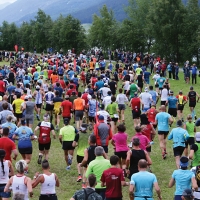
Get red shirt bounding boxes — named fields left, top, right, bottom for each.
left=147, top=108, right=158, bottom=123
left=58, top=80, right=66, bottom=89
left=80, top=71, right=86, bottom=80
left=31, top=68, right=36, bottom=75
left=48, top=70, right=53, bottom=79
left=0, top=137, right=16, bottom=161
left=81, top=93, right=89, bottom=105
left=130, top=97, right=141, bottom=111
left=0, top=80, right=5, bottom=92
left=101, top=168, right=124, bottom=198
left=142, top=124, right=153, bottom=140
left=61, top=100, right=72, bottom=117
left=38, top=121, right=54, bottom=144
left=67, top=89, right=78, bottom=96
left=91, top=77, right=98, bottom=89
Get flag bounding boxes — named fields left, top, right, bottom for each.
left=14, top=45, right=18, bottom=52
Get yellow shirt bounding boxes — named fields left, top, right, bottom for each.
left=12, top=99, right=24, bottom=114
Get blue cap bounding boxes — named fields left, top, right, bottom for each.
left=98, top=115, right=104, bottom=120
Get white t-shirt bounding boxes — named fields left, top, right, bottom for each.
left=152, top=74, right=160, bottom=84
left=102, top=96, right=111, bottom=109
left=97, top=110, right=110, bottom=123
left=139, top=92, right=152, bottom=108
left=161, top=89, right=168, bottom=101
left=99, top=87, right=111, bottom=99
left=123, top=81, right=130, bottom=90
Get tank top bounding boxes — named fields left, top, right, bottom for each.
left=12, top=175, right=29, bottom=200
left=142, top=124, right=152, bottom=140
left=178, top=95, right=184, bottom=104
left=40, top=173, right=56, bottom=195
left=147, top=108, right=157, bottom=123
left=137, top=75, right=143, bottom=85
left=43, top=83, right=48, bottom=92
left=74, top=98, right=84, bottom=111
left=87, top=146, right=96, bottom=165
left=188, top=91, right=196, bottom=102
left=35, top=90, right=42, bottom=104
left=25, top=101, right=35, bottom=115
left=0, top=160, right=9, bottom=184
left=38, top=121, right=52, bottom=144
left=129, top=149, right=146, bottom=177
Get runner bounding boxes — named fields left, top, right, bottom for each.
left=34, top=114, right=56, bottom=164
left=166, top=91, right=178, bottom=121
left=176, top=90, right=187, bottom=121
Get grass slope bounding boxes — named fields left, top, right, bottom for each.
left=1, top=60, right=199, bottom=199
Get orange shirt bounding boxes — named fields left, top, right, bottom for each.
left=73, top=98, right=85, bottom=110
left=89, top=61, right=94, bottom=70
left=51, top=74, right=58, bottom=84
left=93, top=57, right=97, bottom=64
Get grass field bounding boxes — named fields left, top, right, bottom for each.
left=1, top=60, right=200, bottom=199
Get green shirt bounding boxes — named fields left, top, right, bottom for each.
left=36, top=65, right=41, bottom=73
left=192, top=143, right=200, bottom=167
left=135, top=67, right=142, bottom=75
left=59, top=125, right=75, bottom=141
left=106, top=103, right=118, bottom=118
left=85, top=156, right=111, bottom=188
left=186, top=121, right=195, bottom=137
left=130, top=84, right=138, bottom=97
left=77, top=133, right=89, bottom=157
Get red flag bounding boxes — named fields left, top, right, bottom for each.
left=74, top=58, right=76, bottom=71
left=14, top=45, right=18, bottom=52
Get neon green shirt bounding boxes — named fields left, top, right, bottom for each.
left=77, top=132, right=89, bottom=157
left=59, top=125, right=75, bottom=141
left=85, top=156, right=111, bottom=188
left=186, top=121, right=195, bottom=137
left=36, top=65, right=41, bottom=73
left=135, top=67, right=142, bottom=75
left=106, top=103, right=118, bottom=118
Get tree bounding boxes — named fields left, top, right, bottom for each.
left=88, top=5, right=118, bottom=50
left=148, top=0, right=186, bottom=62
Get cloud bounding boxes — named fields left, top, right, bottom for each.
left=0, top=0, right=16, bottom=5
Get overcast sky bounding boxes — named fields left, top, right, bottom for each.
left=0, top=0, right=16, bottom=5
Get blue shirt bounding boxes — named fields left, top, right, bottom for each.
left=95, top=81, right=104, bottom=91
left=144, top=71, right=151, bottom=80
left=167, top=96, right=178, bottom=108
left=1, top=122, right=18, bottom=141
left=172, top=169, right=194, bottom=195
left=168, top=127, right=189, bottom=148
left=130, top=171, right=157, bottom=199
left=149, top=90, right=157, bottom=104
left=156, top=77, right=166, bottom=88
left=192, top=66, right=198, bottom=75
left=54, top=87, right=63, bottom=97
left=88, top=100, right=99, bottom=117
left=14, top=126, right=33, bottom=148
left=7, top=85, right=16, bottom=95
left=68, top=71, right=75, bottom=80
left=33, top=72, right=39, bottom=80
left=167, top=64, right=172, bottom=71
left=155, top=112, right=171, bottom=131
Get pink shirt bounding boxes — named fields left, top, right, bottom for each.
left=112, top=132, right=129, bottom=152
left=132, top=133, right=150, bottom=150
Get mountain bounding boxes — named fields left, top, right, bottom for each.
left=0, top=2, right=11, bottom=10
left=0, top=0, right=128, bottom=25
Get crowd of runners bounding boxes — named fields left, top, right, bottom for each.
left=0, top=50, right=200, bottom=200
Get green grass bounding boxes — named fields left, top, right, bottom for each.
left=1, top=60, right=200, bottom=199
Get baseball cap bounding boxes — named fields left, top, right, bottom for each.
left=170, top=90, right=174, bottom=94
left=65, top=95, right=69, bottom=99
left=24, top=95, right=29, bottom=100
left=190, top=86, right=194, bottom=90
left=144, top=87, right=149, bottom=92
left=104, top=83, right=108, bottom=86
left=98, top=115, right=104, bottom=120
left=21, top=120, right=26, bottom=125
left=36, top=85, right=40, bottom=89
left=179, top=90, right=183, bottom=94
left=182, top=189, right=193, bottom=198
left=196, top=132, right=200, bottom=142
left=180, top=156, right=189, bottom=167
left=134, top=92, right=138, bottom=97
left=28, top=95, right=32, bottom=99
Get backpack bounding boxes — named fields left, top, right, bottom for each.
left=58, top=67, right=64, bottom=75
left=196, top=165, right=200, bottom=186
left=74, top=188, right=95, bottom=200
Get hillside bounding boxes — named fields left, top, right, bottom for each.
left=0, top=0, right=128, bottom=25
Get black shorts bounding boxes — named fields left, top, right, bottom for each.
left=36, top=104, right=42, bottom=108
left=168, top=108, right=177, bottom=117
left=112, top=117, right=118, bottom=122
left=173, top=146, right=185, bottom=157
left=161, top=101, right=166, bottom=105
left=146, top=146, right=151, bottom=152
left=101, top=146, right=108, bottom=153
left=185, top=137, right=195, bottom=147
left=46, top=104, right=54, bottom=111
left=189, top=102, right=196, bottom=108
left=158, top=131, right=169, bottom=135
left=39, top=142, right=51, bottom=151
left=15, top=113, right=23, bottom=119
left=18, top=147, right=32, bottom=154
left=77, top=155, right=84, bottom=163
left=62, top=141, right=75, bottom=150
left=63, top=117, right=71, bottom=123
left=153, top=124, right=157, bottom=130
left=132, top=110, right=141, bottom=119
left=114, top=151, right=127, bottom=159
left=75, top=110, right=84, bottom=121
left=89, top=116, right=95, bottom=122
left=118, top=104, right=126, bottom=111
left=39, top=194, right=57, bottom=200
left=177, top=104, right=184, bottom=111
